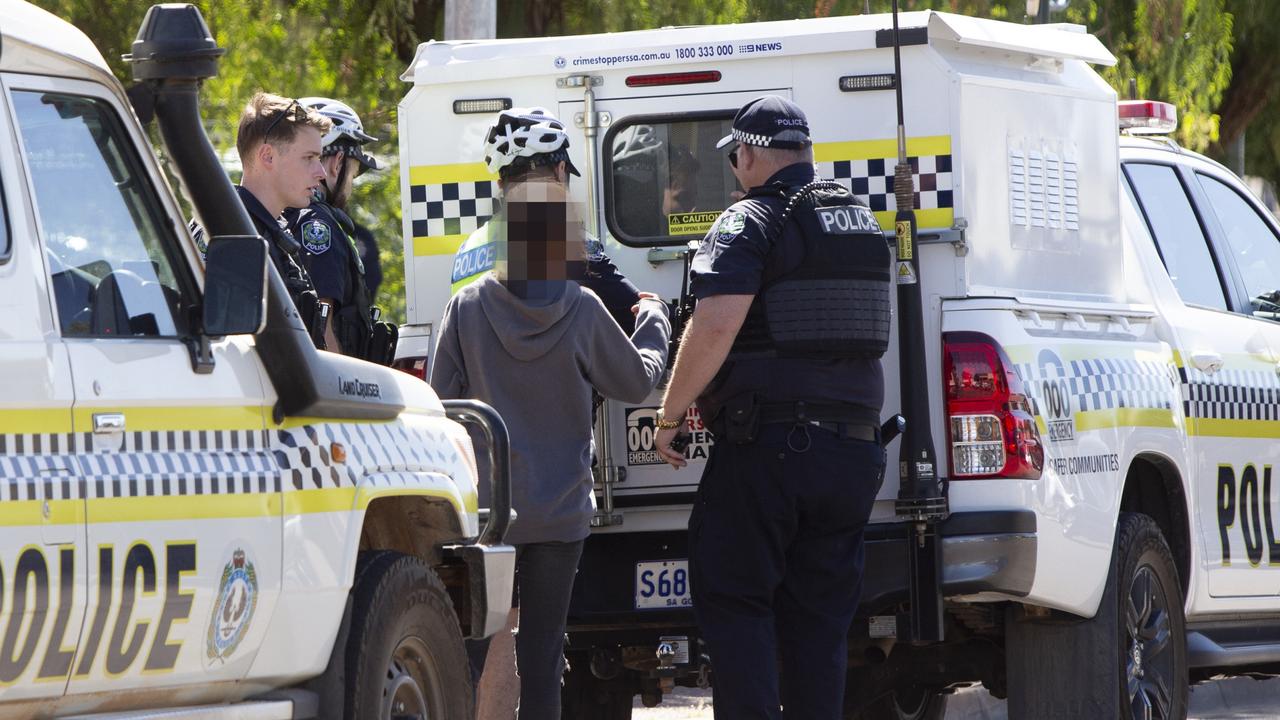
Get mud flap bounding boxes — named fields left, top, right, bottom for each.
left=1005, top=562, right=1121, bottom=719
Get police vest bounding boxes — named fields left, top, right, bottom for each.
left=729, top=180, right=891, bottom=360
left=451, top=221, right=501, bottom=295
left=321, top=203, right=375, bottom=347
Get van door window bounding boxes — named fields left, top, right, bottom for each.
left=1124, top=162, right=1228, bottom=311
left=1196, top=173, right=1280, bottom=320
left=605, top=113, right=736, bottom=245
left=13, top=90, right=190, bottom=337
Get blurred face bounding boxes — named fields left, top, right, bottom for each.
left=497, top=179, right=585, bottom=297
left=321, top=154, right=362, bottom=208
left=270, top=126, right=326, bottom=209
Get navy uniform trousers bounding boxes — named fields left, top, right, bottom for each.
left=689, top=422, right=885, bottom=720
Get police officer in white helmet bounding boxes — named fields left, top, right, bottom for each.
left=285, top=97, right=395, bottom=362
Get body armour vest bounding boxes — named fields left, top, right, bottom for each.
left=729, top=180, right=892, bottom=360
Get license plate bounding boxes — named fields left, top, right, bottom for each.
left=635, top=560, right=693, bottom=610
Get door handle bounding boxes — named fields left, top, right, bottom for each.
left=93, top=412, right=125, bottom=434
left=1189, top=352, right=1224, bottom=375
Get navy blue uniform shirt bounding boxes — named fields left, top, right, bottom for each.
left=284, top=202, right=361, bottom=309
left=689, top=162, right=885, bottom=422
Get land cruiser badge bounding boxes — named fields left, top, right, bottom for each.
left=207, top=549, right=259, bottom=662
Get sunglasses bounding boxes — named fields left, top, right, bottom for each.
left=262, top=98, right=303, bottom=144
left=728, top=145, right=740, bottom=169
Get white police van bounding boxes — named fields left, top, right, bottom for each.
left=397, top=9, right=1280, bottom=719
left=0, top=3, right=514, bottom=718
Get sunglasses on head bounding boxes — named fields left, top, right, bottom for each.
left=263, top=98, right=303, bottom=143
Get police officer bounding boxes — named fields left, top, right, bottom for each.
left=284, top=97, right=392, bottom=361
left=190, top=92, right=330, bottom=340
left=454, top=107, right=641, bottom=333
left=655, top=95, right=892, bottom=720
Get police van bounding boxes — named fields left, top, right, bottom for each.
left=0, top=3, right=514, bottom=718
left=397, top=9, right=1280, bottom=719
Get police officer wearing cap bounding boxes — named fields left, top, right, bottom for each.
left=655, top=95, right=892, bottom=720
left=285, top=97, right=395, bottom=362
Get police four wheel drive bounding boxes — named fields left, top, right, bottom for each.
left=0, top=3, right=513, bottom=718
left=397, top=9, right=1280, bottom=719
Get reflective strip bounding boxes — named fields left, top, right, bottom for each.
left=415, top=233, right=469, bottom=258
left=408, top=163, right=498, bottom=256
left=409, top=163, right=492, bottom=185
left=814, top=135, right=953, bottom=231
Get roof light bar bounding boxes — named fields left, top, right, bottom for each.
left=625, top=70, right=721, bottom=88
left=453, top=98, right=513, bottom=115
left=1118, top=100, right=1177, bottom=135
left=839, top=73, right=897, bottom=92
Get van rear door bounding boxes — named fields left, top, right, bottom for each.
left=563, top=89, right=789, bottom=525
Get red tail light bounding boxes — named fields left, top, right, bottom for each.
left=393, top=356, right=428, bottom=382
left=943, top=332, right=1043, bottom=479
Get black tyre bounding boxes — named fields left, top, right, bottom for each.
left=1007, top=512, right=1187, bottom=719
left=344, top=550, right=473, bottom=720
left=561, top=653, right=633, bottom=720
left=1116, top=513, right=1187, bottom=719
left=847, top=687, right=947, bottom=720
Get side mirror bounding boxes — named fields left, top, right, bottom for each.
left=203, top=234, right=268, bottom=336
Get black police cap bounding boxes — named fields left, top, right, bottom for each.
left=716, top=95, right=811, bottom=150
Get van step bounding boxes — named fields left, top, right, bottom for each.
left=63, top=700, right=294, bottom=720
left=1188, top=626, right=1280, bottom=668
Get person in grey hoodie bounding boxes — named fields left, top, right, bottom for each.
left=430, top=178, right=670, bottom=720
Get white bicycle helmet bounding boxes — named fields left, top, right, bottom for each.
left=483, top=107, right=580, bottom=177
left=299, top=96, right=384, bottom=172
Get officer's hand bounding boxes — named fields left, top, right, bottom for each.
left=656, top=425, right=689, bottom=469
left=632, top=291, right=660, bottom=316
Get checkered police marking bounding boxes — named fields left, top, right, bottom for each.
left=1014, top=357, right=1178, bottom=415
left=273, top=421, right=461, bottom=492
left=409, top=180, right=497, bottom=251
left=818, top=155, right=952, bottom=215
left=0, top=418, right=471, bottom=509
left=1180, top=365, right=1280, bottom=422
left=814, top=136, right=954, bottom=231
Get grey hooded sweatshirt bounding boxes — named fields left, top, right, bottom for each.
left=430, top=273, right=670, bottom=545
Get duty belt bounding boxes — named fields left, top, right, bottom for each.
left=757, top=401, right=880, bottom=443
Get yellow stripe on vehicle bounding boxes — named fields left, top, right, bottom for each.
left=1189, top=418, right=1280, bottom=439
left=72, top=405, right=267, bottom=432
left=0, top=408, right=73, bottom=435
left=873, top=208, right=952, bottom=232
left=0, top=499, right=83, bottom=527
left=1075, top=408, right=1178, bottom=432
left=413, top=233, right=469, bottom=257
left=85, top=493, right=280, bottom=523
left=813, top=135, right=952, bottom=163
left=409, top=163, right=493, bottom=186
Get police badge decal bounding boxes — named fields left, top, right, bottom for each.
left=715, top=211, right=746, bottom=243
left=206, top=549, right=259, bottom=662
left=301, top=219, right=332, bottom=254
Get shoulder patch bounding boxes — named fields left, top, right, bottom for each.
left=714, top=211, right=748, bottom=243
left=301, top=219, right=332, bottom=254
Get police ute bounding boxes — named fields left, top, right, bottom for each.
left=397, top=9, right=1280, bottom=720
left=0, top=3, right=515, bottom=718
